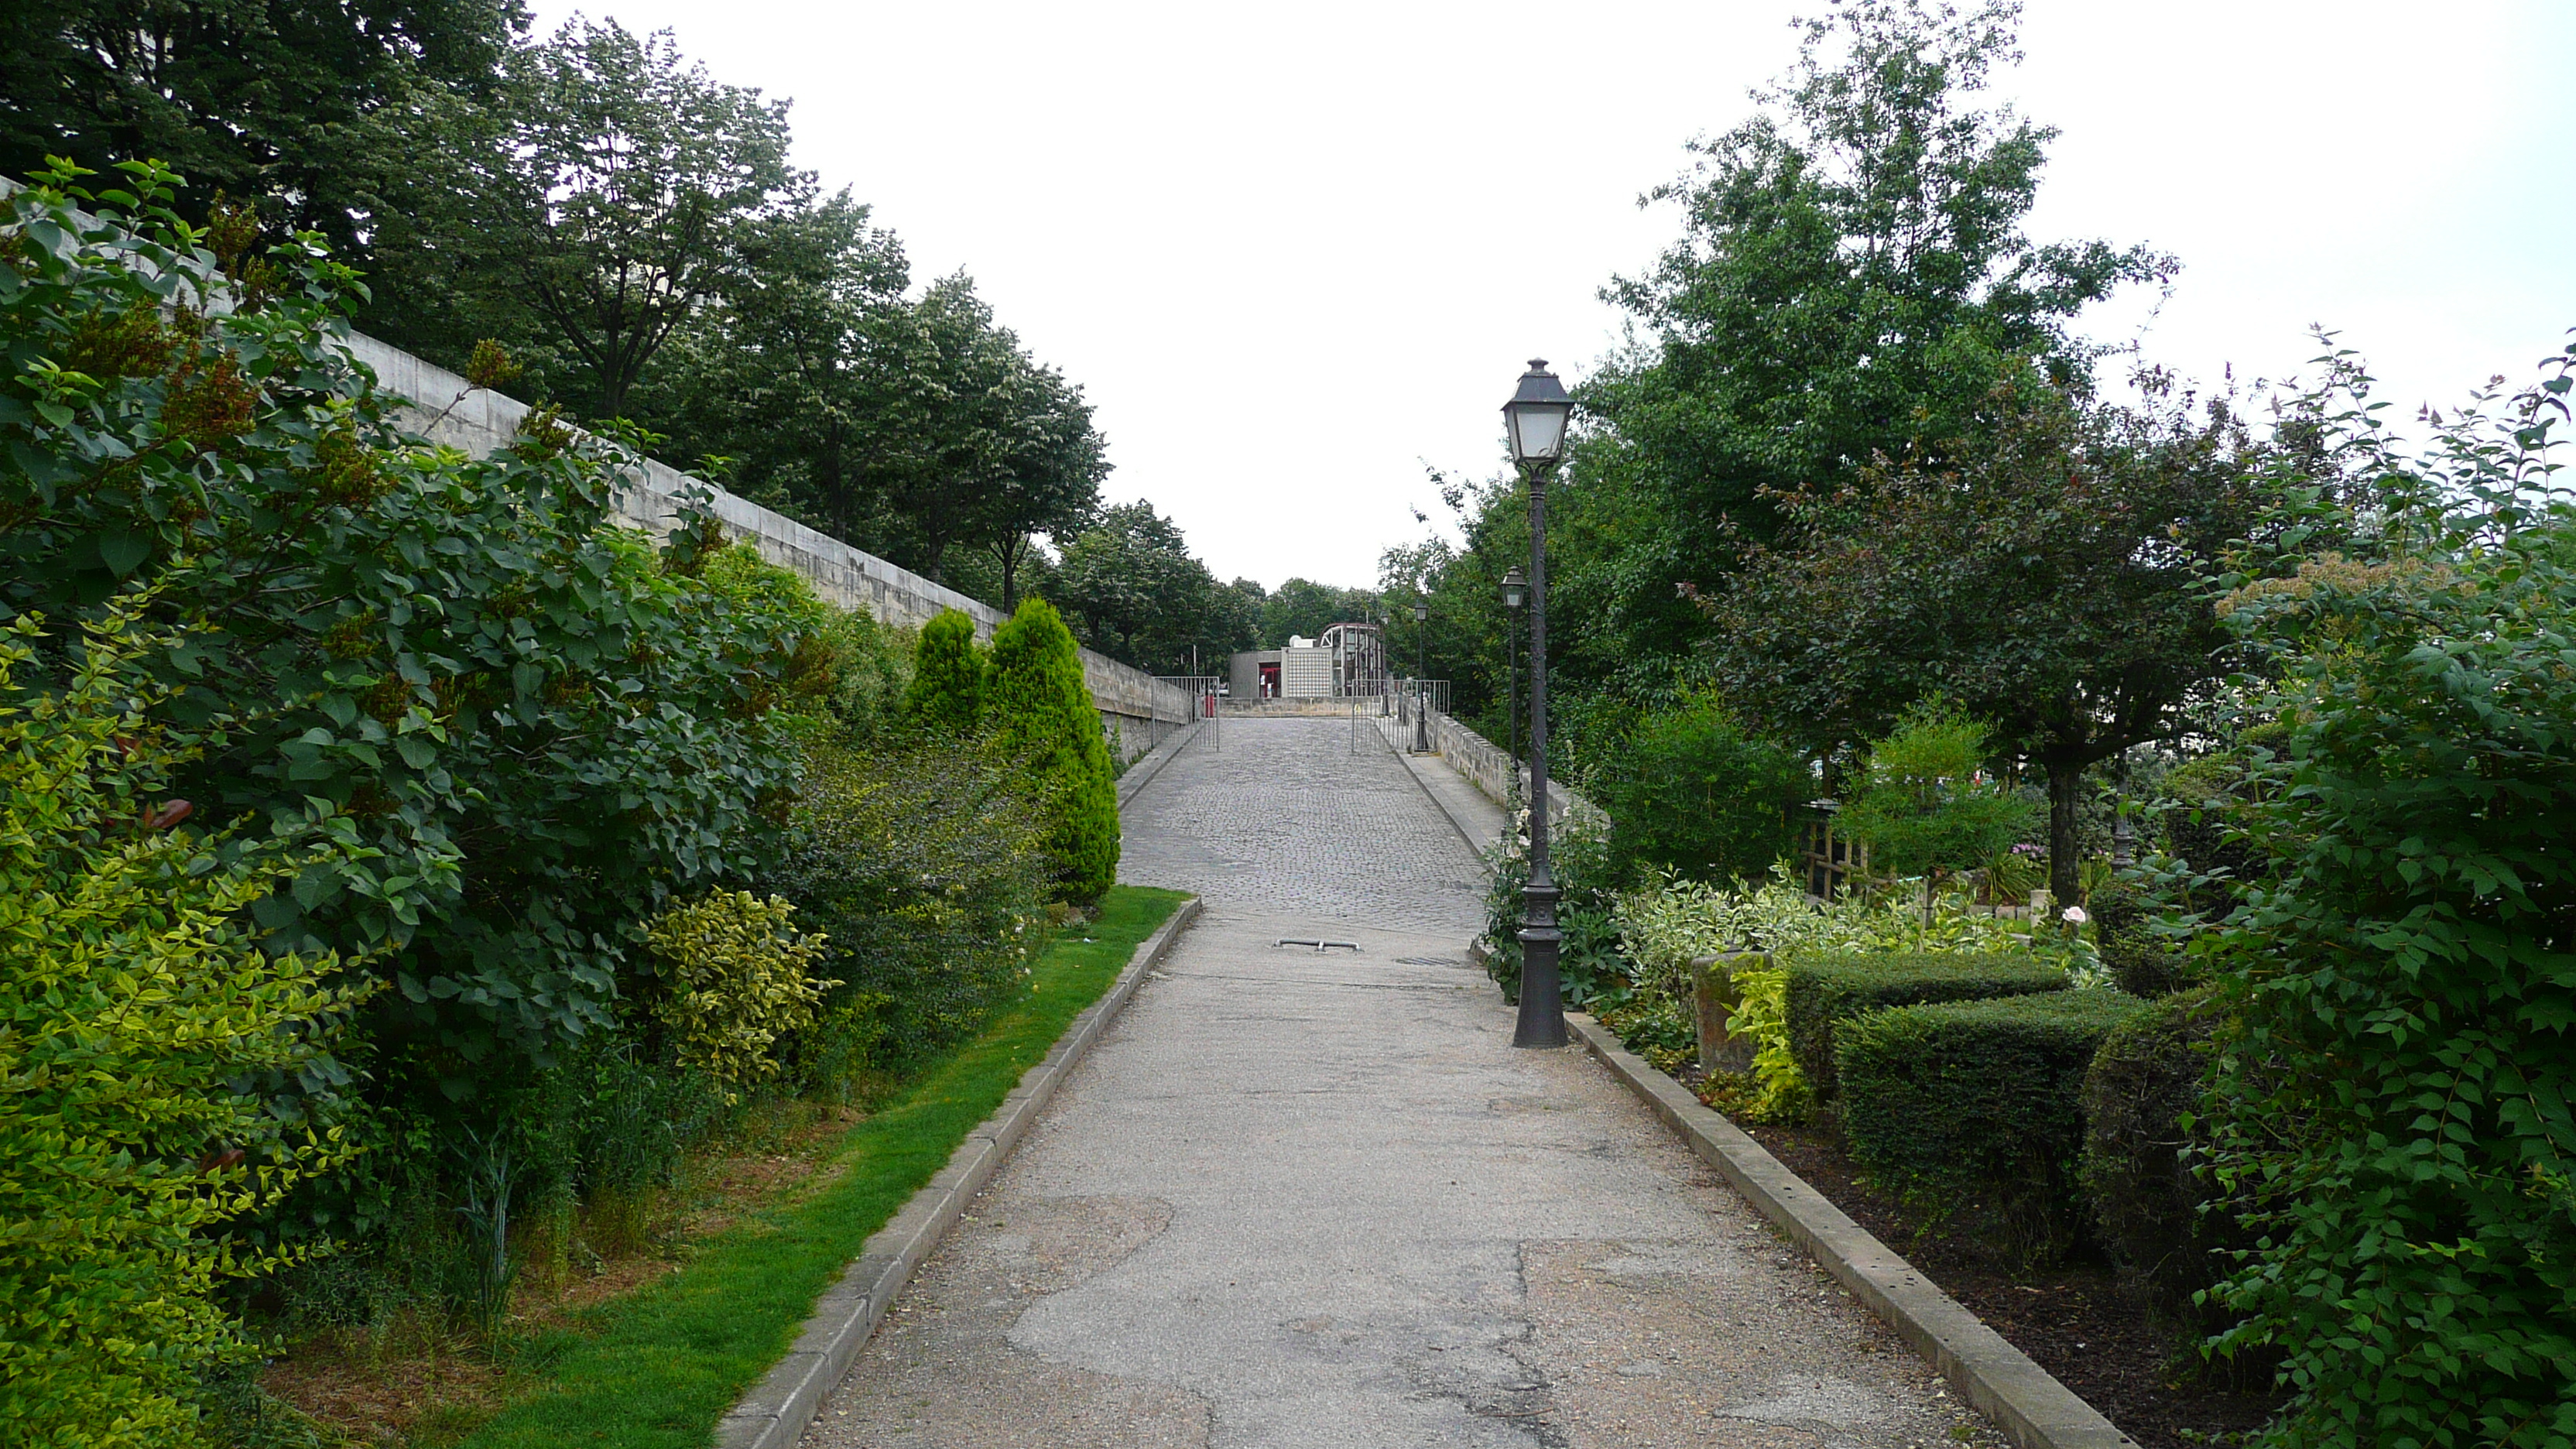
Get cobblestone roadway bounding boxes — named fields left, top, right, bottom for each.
left=1118, top=717, right=1489, bottom=935
left=803, top=719, right=1996, bottom=1449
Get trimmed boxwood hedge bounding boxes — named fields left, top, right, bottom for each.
left=2078, top=986, right=2236, bottom=1323
left=1838, top=988, right=2153, bottom=1264
left=1784, top=951, right=2069, bottom=1101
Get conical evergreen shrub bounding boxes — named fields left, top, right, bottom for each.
left=988, top=598, right=1118, bottom=904
left=903, top=608, right=988, bottom=735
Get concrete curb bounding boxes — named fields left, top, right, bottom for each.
left=714, top=897, right=1205, bottom=1449
left=1116, top=718, right=1203, bottom=810
left=1564, top=1012, right=2140, bottom=1449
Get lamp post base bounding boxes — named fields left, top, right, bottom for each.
left=1513, top=938, right=1567, bottom=1048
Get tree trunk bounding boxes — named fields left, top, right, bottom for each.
left=2047, top=756, right=2084, bottom=909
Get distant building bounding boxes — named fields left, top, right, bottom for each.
left=1229, top=622, right=1387, bottom=700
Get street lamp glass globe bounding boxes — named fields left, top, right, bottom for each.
left=1413, top=600, right=1430, bottom=623
left=1499, top=566, right=1527, bottom=611
left=1502, top=358, right=1573, bottom=465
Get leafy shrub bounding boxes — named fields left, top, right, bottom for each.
left=1482, top=808, right=1621, bottom=1005
left=1838, top=988, right=2152, bottom=1265
left=988, top=597, right=1118, bottom=904
left=2078, top=986, right=2230, bottom=1322
left=766, top=738, right=1052, bottom=1072
left=1611, top=872, right=1736, bottom=998
left=698, top=542, right=913, bottom=744
left=2086, top=880, right=2184, bottom=996
left=0, top=165, right=797, bottom=1096
left=1718, top=955, right=1807, bottom=1122
left=1597, top=694, right=1807, bottom=885
left=1784, top=951, right=2068, bottom=1101
left=0, top=609, right=367, bottom=1446
left=1608, top=865, right=2101, bottom=1118
left=1595, top=995, right=1697, bottom=1075
left=2195, top=346, right=2576, bottom=1445
left=644, top=892, right=834, bottom=1095
left=903, top=608, right=987, bottom=735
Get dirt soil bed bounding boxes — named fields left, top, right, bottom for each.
left=1741, top=1119, right=2283, bottom=1449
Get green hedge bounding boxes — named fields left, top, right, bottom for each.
left=1838, top=988, right=2152, bottom=1264
left=2078, top=986, right=2231, bottom=1322
left=1784, top=951, right=2067, bottom=1101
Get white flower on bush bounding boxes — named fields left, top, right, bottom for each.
left=2061, top=906, right=2090, bottom=925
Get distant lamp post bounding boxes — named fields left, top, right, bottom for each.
left=1499, top=566, right=1527, bottom=765
left=1378, top=614, right=1392, bottom=714
left=1502, top=358, right=1573, bottom=1049
left=1412, top=598, right=1431, bottom=753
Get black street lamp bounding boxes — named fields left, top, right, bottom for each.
left=1502, top=358, right=1572, bottom=1049
left=1412, top=598, right=1431, bottom=753
left=1499, top=565, right=1526, bottom=766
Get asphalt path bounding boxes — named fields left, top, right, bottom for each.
left=803, top=719, right=1995, bottom=1449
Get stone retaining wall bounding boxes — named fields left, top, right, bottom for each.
left=1420, top=706, right=1606, bottom=834
left=344, top=334, right=1194, bottom=766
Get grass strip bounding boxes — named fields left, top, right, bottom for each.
left=456, top=885, right=1190, bottom=1449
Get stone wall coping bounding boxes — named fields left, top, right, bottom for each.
left=338, top=332, right=1194, bottom=735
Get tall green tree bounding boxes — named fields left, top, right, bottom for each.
left=1050, top=501, right=1250, bottom=673
left=636, top=191, right=913, bottom=538
left=1255, top=577, right=1382, bottom=645
left=0, top=0, right=523, bottom=253
left=1566, top=0, right=2170, bottom=684
left=968, top=360, right=1107, bottom=611
left=489, top=17, right=808, bottom=420
left=987, top=598, right=1118, bottom=904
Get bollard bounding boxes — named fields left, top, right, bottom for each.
left=1692, top=953, right=1761, bottom=1075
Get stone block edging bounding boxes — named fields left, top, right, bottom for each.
left=1563, top=1012, right=2140, bottom=1449
left=715, top=896, right=1204, bottom=1449
left=1116, top=717, right=1203, bottom=810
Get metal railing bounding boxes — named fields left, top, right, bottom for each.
left=1392, top=678, right=1451, bottom=722
left=1150, top=676, right=1225, bottom=752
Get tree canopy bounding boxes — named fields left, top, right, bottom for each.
left=1707, top=366, right=2273, bottom=900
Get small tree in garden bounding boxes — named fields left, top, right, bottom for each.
left=905, top=608, right=988, bottom=733
left=1839, top=703, right=2038, bottom=927
left=988, top=597, right=1118, bottom=904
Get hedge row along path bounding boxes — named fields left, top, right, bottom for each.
left=800, top=717, right=1999, bottom=1448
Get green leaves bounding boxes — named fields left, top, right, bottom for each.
left=0, top=177, right=799, bottom=1093
left=1838, top=700, right=2038, bottom=885
left=2199, top=339, right=2576, bottom=1445
left=0, top=606, right=369, bottom=1447
left=988, top=596, right=1119, bottom=906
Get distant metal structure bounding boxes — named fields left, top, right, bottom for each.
left=1318, top=621, right=1388, bottom=698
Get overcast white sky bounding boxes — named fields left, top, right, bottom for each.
left=526, top=0, right=2575, bottom=592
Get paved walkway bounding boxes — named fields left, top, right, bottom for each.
left=805, top=719, right=1992, bottom=1449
